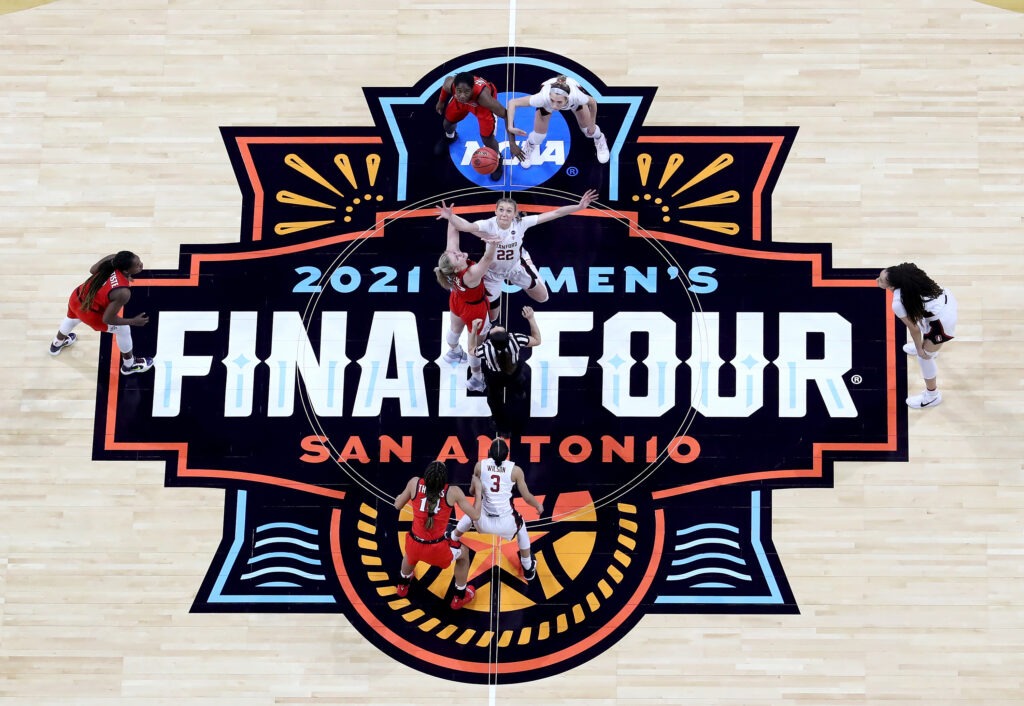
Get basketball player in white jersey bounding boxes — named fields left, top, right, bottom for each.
left=436, top=189, right=597, bottom=324
left=448, top=438, right=544, bottom=581
left=504, top=75, right=609, bottom=168
left=877, top=262, right=958, bottom=409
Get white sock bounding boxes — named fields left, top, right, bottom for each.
left=445, top=130, right=456, bottom=139
left=122, top=356, right=135, bottom=368
left=924, top=388, right=939, bottom=399
left=521, top=554, right=534, bottom=570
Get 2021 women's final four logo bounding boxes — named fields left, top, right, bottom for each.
left=92, top=48, right=908, bottom=683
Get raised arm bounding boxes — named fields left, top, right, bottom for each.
left=521, top=306, right=541, bottom=347
left=394, top=476, right=418, bottom=510
left=437, top=200, right=482, bottom=234
left=533, top=188, right=598, bottom=225
left=512, top=466, right=543, bottom=515
left=445, top=221, right=462, bottom=253
left=462, top=241, right=497, bottom=289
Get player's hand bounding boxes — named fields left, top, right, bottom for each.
left=507, top=136, right=526, bottom=161
left=129, top=313, right=149, bottom=327
left=535, top=502, right=544, bottom=515
left=470, top=318, right=485, bottom=335
left=435, top=100, right=445, bottom=115
left=436, top=201, right=455, bottom=221
left=578, top=188, right=599, bottom=209
left=917, top=346, right=933, bottom=360
left=521, top=305, right=535, bottom=319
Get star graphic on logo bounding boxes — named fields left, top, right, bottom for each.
left=457, top=497, right=546, bottom=584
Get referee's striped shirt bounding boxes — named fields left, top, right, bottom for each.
left=474, top=333, right=531, bottom=372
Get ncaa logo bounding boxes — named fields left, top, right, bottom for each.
left=93, top=47, right=908, bottom=684
left=447, top=90, right=572, bottom=191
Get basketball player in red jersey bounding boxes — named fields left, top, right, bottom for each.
left=434, top=71, right=523, bottom=181
left=394, top=461, right=482, bottom=610
left=434, top=222, right=498, bottom=391
left=49, top=251, right=154, bottom=375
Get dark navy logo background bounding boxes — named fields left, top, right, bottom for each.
left=92, top=47, right=909, bottom=684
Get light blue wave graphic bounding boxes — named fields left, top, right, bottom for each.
left=667, top=522, right=748, bottom=589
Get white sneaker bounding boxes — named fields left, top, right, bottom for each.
left=443, top=346, right=467, bottom=364
left=594, top=134, right=609, bottom=164
left=466, top=375, right=486, bottom=392
left=906, top=391, right=942, bottom=409
left=518, top=140, right=542, bottom=169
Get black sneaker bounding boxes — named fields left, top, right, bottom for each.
left=489, top=161, right=504, bottom=182
left=121, top=356, right=155, bottom=375
left=434, top=131, right=458, bottom=156
left=523, top=555, right=536, bottom=581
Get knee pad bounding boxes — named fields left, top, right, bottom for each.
left=528, top=131, right=547, bottom=146
left=445, top=328, right=461, bottom=347
left=916, top=354, right=938, bottom=379
left=516, top=529, right=532, bottom=552
left=582, top=125, right=602, bottom=139
left=107, top=325, right=134, bottom=353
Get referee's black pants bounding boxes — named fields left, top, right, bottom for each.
left=482, top=363, right=531, bottom=436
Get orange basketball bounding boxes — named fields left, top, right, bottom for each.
left=471, top=146, right=501, bottom=174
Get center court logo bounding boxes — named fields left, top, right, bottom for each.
left=93, top=47, right=909, bottom=683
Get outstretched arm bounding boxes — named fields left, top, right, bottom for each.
left=533, top=189, right=598, bottom=225
left=394, top=477, right=418, bottom=510
left=512, top=466, right=543, bottom=515
left=437, top=200, right=482, bottom=234
left=504, top=95, right=531, bottom=138
left=451, top=486, right=481, bottom=522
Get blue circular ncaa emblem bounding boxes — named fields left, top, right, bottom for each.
left=447, top=91, right=572, bottom=191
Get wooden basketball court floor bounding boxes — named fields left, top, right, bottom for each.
left=2, top=0, right=1023, bottom=703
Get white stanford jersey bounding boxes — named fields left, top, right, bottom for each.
left=479, top=458, right=516, bottom=519
left=892, top=287, right=958, bottom=339
left=472, top=214, right=540, bottom=276
left=528, top=76, right=591, bottom=112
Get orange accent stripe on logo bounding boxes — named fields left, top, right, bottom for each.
left=235, top=136, right=383, bottom=242
left=330, top=508, right=665, bottom=674
left=637, top=135, right=785, bottom=241
left=102, top=343, right=345, bottom=501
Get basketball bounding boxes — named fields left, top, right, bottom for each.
left=471, top=146, right=501, bottom=174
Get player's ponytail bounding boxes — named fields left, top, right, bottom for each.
left=81, top=251, right=136, bottom=310
left=884, top=262, right=943, bottom=324
left=434, top=253, right=455, bottom=291
left=422, top=461, right=448, bottom=530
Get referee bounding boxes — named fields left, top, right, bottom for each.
left=472, top=305, right=542, bottom=437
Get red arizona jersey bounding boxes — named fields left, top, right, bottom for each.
left=68, top=269, right=131, bottom=330
left=410, top=480, right=454, bottom=541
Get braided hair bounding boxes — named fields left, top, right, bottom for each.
left=422, top=461, right=448, bottom=530
left=80, top=251, right=137, bottom=311
left=885, top=262, right=943, bottom=324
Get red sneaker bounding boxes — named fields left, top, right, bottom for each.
left=450, top=585, right=475, bottom=610
left=396, top=582, right=410, bottom=598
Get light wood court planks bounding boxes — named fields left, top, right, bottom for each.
left=1, top=0, right=1023, bottom=703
